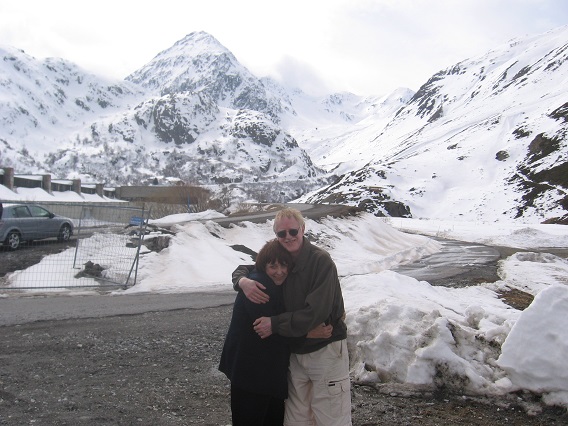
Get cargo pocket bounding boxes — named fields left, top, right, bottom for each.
left=327, top=376, right=351, bottom=417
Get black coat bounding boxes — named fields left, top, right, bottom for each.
left=219, top=270, right=293, bottom=399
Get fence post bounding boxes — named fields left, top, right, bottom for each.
left=3, top=167, right=14, bottom=190
left=72, top=179, right=81, bottom=195
left=42, top=174, right=52, bottom=193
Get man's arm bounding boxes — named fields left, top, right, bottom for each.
left=232, top=265, right=270, bottom=304
left=307, top=323, right=333, bottom=339
left=254, top=316, right=332, bottom=339
left=271, top=252, right=339, bottom=337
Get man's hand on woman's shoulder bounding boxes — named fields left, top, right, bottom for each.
left=239, top=277, right=270, bottom=304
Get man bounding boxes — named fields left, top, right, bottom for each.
left=232, top=207, right=352, bottom=426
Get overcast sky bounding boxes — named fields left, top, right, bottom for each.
left=1, top=0, right=567, bottom=96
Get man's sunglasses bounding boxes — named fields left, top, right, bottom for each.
left=276, top=228, right=300, bottom=238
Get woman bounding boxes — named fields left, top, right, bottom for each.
left=219, top=239, right=330, bottom=426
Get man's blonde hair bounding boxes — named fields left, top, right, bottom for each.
left=273, top=207, right=305, bottom=232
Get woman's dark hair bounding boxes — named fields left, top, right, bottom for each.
left=255, top=239, right=294, bottom=272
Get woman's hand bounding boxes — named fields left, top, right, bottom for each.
left=307, top=323, right=333, bottom=339
left=239, top=277, right=269, bottom=304
left=253, top=316, right=273, bottom=339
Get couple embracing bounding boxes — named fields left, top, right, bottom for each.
left=219, top=207, right=352, bottom=426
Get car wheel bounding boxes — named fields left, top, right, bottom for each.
left=5, top=231, right=21, bottom=250
left=58, top=224, right=72, bottom=242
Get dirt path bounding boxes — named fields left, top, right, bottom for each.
left=1, top=304, right=567, bottom=426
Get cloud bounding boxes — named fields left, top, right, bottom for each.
left=272, top=55, right=334, bottom=96
left=0, top=0, right=567, bottom=95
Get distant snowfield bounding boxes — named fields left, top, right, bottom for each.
left=390, top=217, right=568, bottom=249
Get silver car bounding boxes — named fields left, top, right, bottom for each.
left=0, top=204, right=74, bottom=250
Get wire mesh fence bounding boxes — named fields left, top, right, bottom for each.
left=0, top=201, right=150, bottom=291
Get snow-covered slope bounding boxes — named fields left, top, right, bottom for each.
left=0, top=45, right=145, bottom=169
left=298, top=26, right=568, bottom=223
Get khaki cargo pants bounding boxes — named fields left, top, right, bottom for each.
left=284, top=339, right=352, bottom=426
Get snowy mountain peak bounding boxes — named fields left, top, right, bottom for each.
left=125, top=31, right=238, bottom=94
left=125, top=31, right=289, bottom=124
left=173, top=31, right=234, bottom=57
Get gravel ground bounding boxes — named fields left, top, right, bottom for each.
left=2, top=304, right=568, bottom=426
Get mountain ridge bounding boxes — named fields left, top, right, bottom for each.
left=1, top=26, right=567, bottom=223
left=297, top=26, right=568, bottom=223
